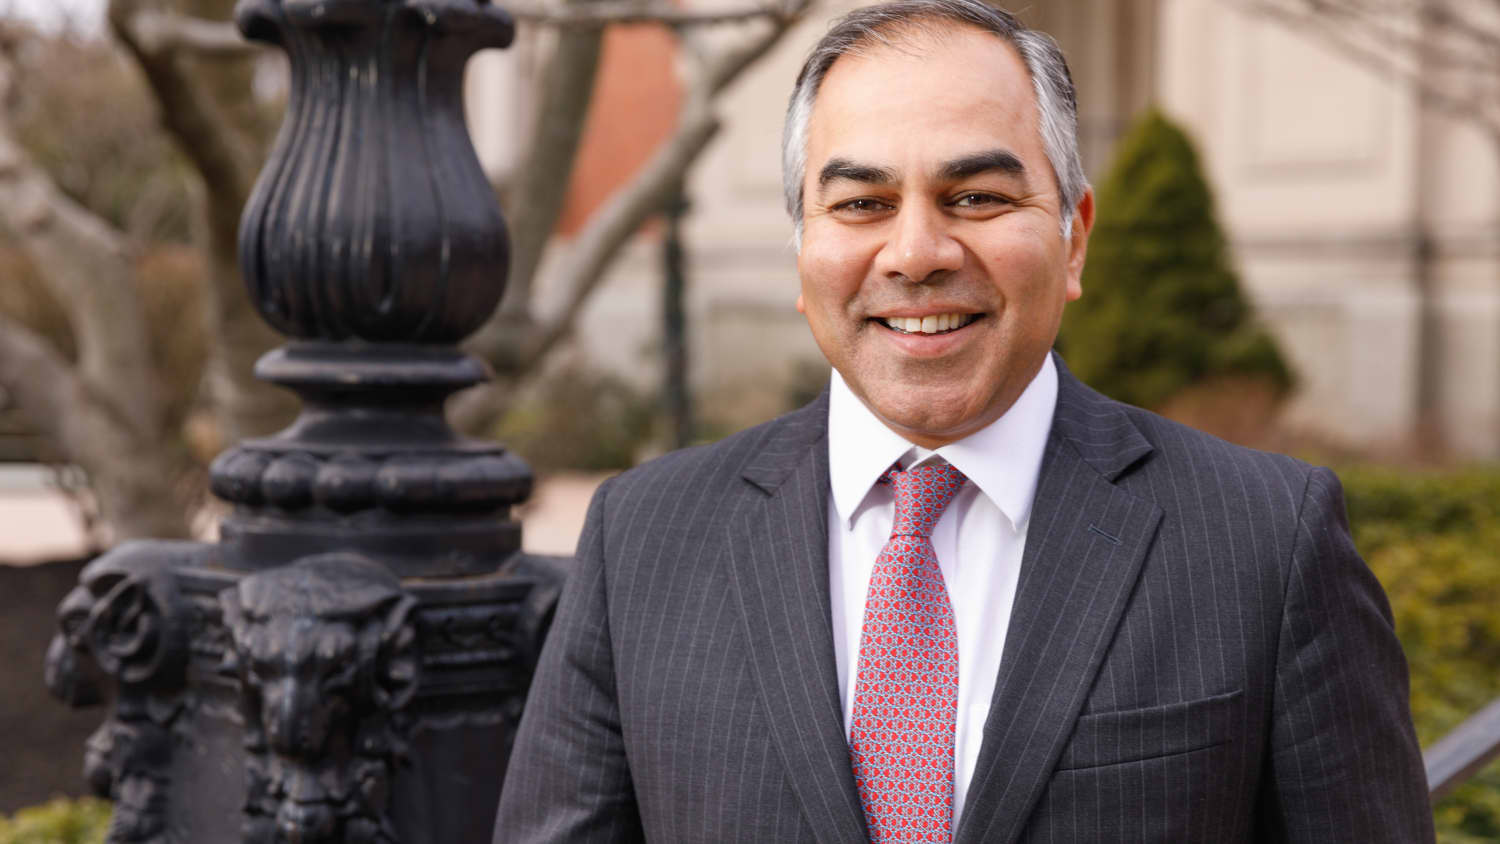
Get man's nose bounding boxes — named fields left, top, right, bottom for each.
left=874, top=203, right=963, bottom=283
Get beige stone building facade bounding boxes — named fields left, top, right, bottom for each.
left=1158, top=1, right=1500, bottom=458
left=468, top=0, right=1500, bottom=457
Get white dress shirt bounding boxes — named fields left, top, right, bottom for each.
left=826, top=354, right=1058, bottom=830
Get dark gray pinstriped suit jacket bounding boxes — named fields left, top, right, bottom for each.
left=495, top=357, right=1434, bottom=843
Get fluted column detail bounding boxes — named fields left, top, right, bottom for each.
left=236, top=0, right=514, bottom=342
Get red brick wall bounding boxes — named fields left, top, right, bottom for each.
left=556, top=24, right=683, bottom=236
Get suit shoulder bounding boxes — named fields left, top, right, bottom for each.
left=1088, top=397, right=1346, bottom=586
left=1053, top=363, right=1318, bottom=497
left=1103, top=398, right=1326, bottom=519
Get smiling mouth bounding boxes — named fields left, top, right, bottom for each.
left=876, top=313, right=982, bottom=336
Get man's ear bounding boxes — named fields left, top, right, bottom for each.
left=1064, top=188, right=1095, bottom=302
left=796, top=293, right=806, bottom=314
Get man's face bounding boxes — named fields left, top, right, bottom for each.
left=797, top=23, right=1093, bottom=448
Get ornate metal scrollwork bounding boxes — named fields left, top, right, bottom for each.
left=44, top=541, right=201, bottom=843
left=220, top=552, right=419, bottom=844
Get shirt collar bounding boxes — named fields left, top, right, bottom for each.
left=826, top=353, right=1058, bottom=532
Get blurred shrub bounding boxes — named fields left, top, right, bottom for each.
left=0, top=796, right=108, bottom=844
left=1060, top=108, right=1291, bottom=410
left=494, top=362, right=655, bottom=472
left=1341, top=465, right=1500, bottom=843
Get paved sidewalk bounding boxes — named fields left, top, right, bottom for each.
left=0, top=466, right=92, bottom=565
left=0, top=466, right=609, bottom=566
left=513, top=471, right=611, bottom=556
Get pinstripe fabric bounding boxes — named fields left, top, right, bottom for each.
left=494, top=354, right=1433, bottom=844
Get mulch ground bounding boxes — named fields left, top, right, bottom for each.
left=0, top=557, right=101, bottom=814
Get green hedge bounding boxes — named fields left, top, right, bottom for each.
left=1340, top=465, right=1500, bottom=843
left=0, top=797, right=108, bottom=844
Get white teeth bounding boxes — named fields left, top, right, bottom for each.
left=882, top=313, right=975, bottom=334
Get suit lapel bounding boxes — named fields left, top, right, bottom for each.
left=956, top=362, right=1164, bottom=844
left=726, top=393, right=869, bottom=844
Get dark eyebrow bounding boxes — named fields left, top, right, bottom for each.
left=817, top=157, right=898, bottom=189
left=937, top=149, right=1025, bottom=182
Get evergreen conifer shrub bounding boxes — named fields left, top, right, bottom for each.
left=1059, top=108, right=1292, bottom=410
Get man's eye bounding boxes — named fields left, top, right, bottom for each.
left=832, top=198, right=891, bottom=214
left=952, top=192, right=1007, bottom=208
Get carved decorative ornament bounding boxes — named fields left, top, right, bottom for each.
left=221, top=553, right=420, bottom=844
left=45, top=542, right=197, bottom=843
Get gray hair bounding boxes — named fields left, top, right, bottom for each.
left=781, top=0, right=1087, bottom=245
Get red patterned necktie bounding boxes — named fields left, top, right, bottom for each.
left=849, top=460, right=967, bottom=844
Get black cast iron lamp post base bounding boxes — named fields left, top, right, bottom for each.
left=44, top=2, right=563, bottom=841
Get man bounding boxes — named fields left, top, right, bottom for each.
left=494, top=1, right=1434, bottom=841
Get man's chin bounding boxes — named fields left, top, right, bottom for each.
left=863, top=393, right=993, bottom=449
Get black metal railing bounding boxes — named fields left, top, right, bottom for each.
left=1425, top=695, right=1500, bottom=801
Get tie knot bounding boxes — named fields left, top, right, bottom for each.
left=880, top=460, right=967, bottom=539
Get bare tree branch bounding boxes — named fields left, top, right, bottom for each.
left=0, top=6, right=279, bottom=539
left=683, top=3, right=807, bottom=91
left=524, top=5, right=809, bottom=367
left=487, top=23, right=607, bottom=336
left=109, top=0, right=257, bottom=205
left=0, top=313, right=191, bottom=539
left=522, top=97, right=718, bottom=366
left=0, top=314, right=121, bottom=469
left=128, top=9, right=261, bottom=58
left=110, top=0, right=294, bottom=442
left=1420, top=0, right=1500, bottom=54
left=1229, top=0, right=1500, bottom=143
left=0, top=47, right=160, bottom=435
left=511, top=0, right=796, bottom=27
left=1294, top=0, right=1500, bottom=71
left=454, top=3, right=810, bottom=433
left=0, top=23, right=203, bottom=539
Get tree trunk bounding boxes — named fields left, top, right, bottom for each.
left=196, top=178, right=299, bottom=442
left=470, top=21, right=606, bottom=370
left=0, top=315, right=193, bottom=539
left=112, top=0, right=298, bottom=444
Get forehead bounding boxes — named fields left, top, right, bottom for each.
left=807, top=23, right=1042, bottom=171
